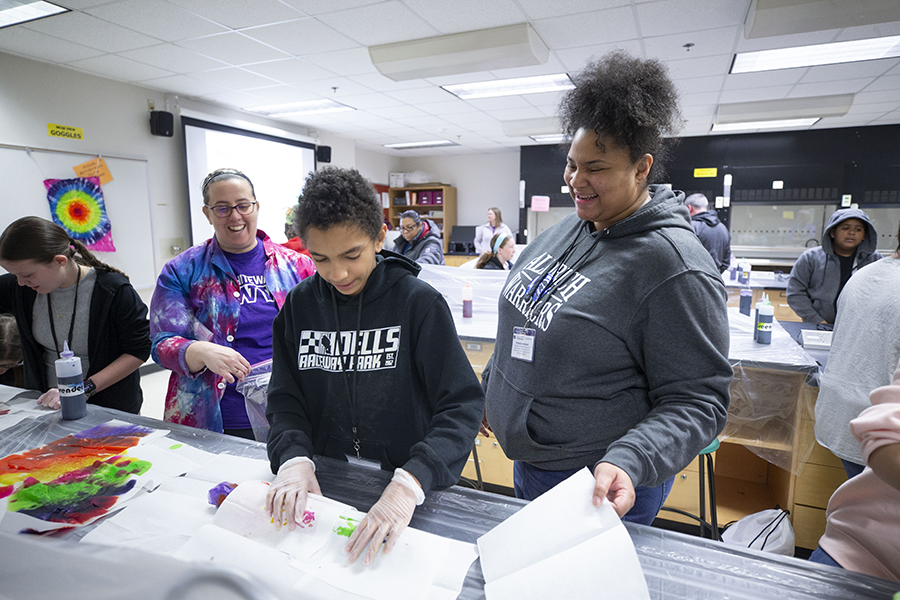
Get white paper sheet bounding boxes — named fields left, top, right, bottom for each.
left=477, top=469, right=650, bottom=600
left=125, top=443, right=201, bottom=479
left=150, top=437, right=219, bottom=466
left=184, top=454, right=274, bottom=484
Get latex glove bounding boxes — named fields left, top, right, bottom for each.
left=265, top=458, right=321, bottom=531
left=37, top=388, right=61, bottom=410
left=345, top=470, right=422, bottom=565
left=186, top=341, right=251, bottom=383
left=592, top=462, right=635, bottom=518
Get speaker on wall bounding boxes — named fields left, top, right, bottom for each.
left=316, top=145, right=332, bottom=163
left=150, top=111, right=174, bottom=137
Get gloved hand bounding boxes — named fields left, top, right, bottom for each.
left=265, top=457, right=321, bottom=531
left=345, top=469, right=423, bottom=565
left=37, top=388, right=61, bottom=410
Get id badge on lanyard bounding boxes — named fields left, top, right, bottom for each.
left=511, top=326, right=536, bottom=362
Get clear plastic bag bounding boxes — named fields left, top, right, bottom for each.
left=235, top=359, right=272, bottom=443
left=721, top=508, right=794, bottom=556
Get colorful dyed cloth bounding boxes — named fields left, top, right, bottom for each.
left=150, top=231, right=314, bottom=432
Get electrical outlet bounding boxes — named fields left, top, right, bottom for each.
left=148, top=99, right=155, bottom=111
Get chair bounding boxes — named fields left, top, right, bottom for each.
left=660, top=438, right=720, bottom=541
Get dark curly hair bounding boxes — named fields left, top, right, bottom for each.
left=559, top=50, right=683, bottom=184
left=293, top=167, right=383, bottom=241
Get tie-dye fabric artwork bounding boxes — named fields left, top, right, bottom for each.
left=44, top=176, right=116, bottom=252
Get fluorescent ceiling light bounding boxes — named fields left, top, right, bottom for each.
left=383, top=140, right=458, bottom=149
left=0, top=1, right=67, bottom=29
left=369, top=23, right=549, bottom=82
left=246, top=99, right=355, bottom=117
left=443, top=74, right=574, bottom=100
left=732, top=35, right=900, bottom=73
left=711, top=118, right=820, bottom=132
left=530, top=134, right=567, bottom=144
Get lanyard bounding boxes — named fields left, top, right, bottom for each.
left=522, top=222, right=604, bottom=328
left=47, top=266, right=82, bottom=358
left=329, top=285, right=365, bottom=459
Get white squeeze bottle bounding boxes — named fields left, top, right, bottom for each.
left=55, top=340, right=87, bottom=420
left=462, top=280, right=473, bottom=318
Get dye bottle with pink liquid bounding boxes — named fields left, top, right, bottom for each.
left=462, top=280, right=473, bottom=318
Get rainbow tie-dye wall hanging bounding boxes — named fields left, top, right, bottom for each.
left=44, top=176, right=116, bottom=252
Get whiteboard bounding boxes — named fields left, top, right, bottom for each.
left=0, top=146, right=156, bottom=289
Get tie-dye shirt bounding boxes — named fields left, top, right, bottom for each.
left=150, top=231, right=314, bottom=432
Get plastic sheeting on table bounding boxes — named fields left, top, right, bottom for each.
left=0, top=406, right=896, bottom=600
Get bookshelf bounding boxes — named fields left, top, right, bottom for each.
left=388, top=185, right=457, bottom=253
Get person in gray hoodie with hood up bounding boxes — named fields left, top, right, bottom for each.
left=481, top=51, right=732, bottom=525
left=786, top=208, right=882, bottom=324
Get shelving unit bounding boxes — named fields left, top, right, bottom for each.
left=387, top=185, right=457, bottom=253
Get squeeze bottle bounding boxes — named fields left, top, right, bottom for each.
left=55, top=340, right=87, bottom=420
left=739, top=286, right=753, bottom=316
left=462, top=280, right=473, bottom=318
left=756, top=304, right=775, bottom=345
left=738, top=259, right=752, bottom=285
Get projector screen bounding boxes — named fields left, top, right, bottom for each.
left=182, top=116, right=316, bottom=246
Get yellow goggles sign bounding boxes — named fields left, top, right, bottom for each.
left=693, top=167, right=717, bottom=178
left=48, top=123, right=84, bottom=140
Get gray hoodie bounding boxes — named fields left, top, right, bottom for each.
left=483, top=185, right=732, bottom=489
left=786, top=208, right=882, bottom=324
left=391, top=218, right=445, bottom=265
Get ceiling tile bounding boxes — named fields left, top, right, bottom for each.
left=52, top=0, right=116, bottom=7
left=238, top=84, right=321, bottom=105
left=316, top=1, right=440, bottom=46
left=644, top=27, right=740, bottom=61
left=23, top=11, right=159, bottom=52
left=85, top=0, right=227, bottom=42
left=679, top=91, right=721, bottom=107
left=515, top=0, right=629, bottom=20
left=367, top=105, right=430, bottom=119
left=166, top=0, right=305, bottom=30
left=554, top=40, right=644, bottom=72
left=799, top=60, right=897, bottom=84
left=787, top=78, right=874, bottom=98
left=301, top=76, right=376, bottom=97
left=862, top=74, right=900, bottom=92
left=532, top=6, right=638, bottom=50
left=278, top=0, right=381, bottom=16
left=734, top=30, right=837, bottom=53
left=416, top=99, right=484, bottom=116
left=178, top=33, right=290, bottom=66
left=198, top=90, right=269, bottom=108
left=302, top=47, right=379, bottom=76
left=119, top=44, right=228, bottom=74
left=401, top=0, right=527, bottom=34
left=68, top=54, right=173, bottom=81
left=722, top=68, right=807, bottom=91
left=383, top=86, right=456, bottom=104
left=241, top=58, right=336, bottom=83
left=0, top=27, right=104, bottom=63
left=352, top=72, right=432, bottom=92
left=337, top=92, right=404, bottom=110
left=674, top=75, right=726, bottom=96
left=832, top=22, right=900, bottom=42
left=845, top=101, right=899, bottom=116
left=854, top=90, right=900, bottom=104
left=189, top=67, right=278, bottom=91
left=488, top=54, right=571, bottom=79
left=636, top=0, right=749, bottom=34
left=463, top=96, right=534, bottom=111
left=141, top=74, right=229, bottom=97
left=663, top=54, right=734, bottom=80
left=481, top=106, right=545, bottom=120
left=241, top=18, right=359, bottom=56
left=522, top=90, right=567, bottom=108
left=718, top=85, right=793, bottom=104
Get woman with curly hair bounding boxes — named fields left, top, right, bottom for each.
left=482, top=51, right=732, bottom=524
left=264, top=167, right=483, bottom=565
left=149, top=168, right=315, bottom=437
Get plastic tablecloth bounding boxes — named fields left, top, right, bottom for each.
left=0, top=404, right=897, bottom=600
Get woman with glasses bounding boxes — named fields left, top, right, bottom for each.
left=391, top=210, right=445, bottom=265
left=150, top=168, right=315, bottom=437
left=0, top=217, right=150, bottom=412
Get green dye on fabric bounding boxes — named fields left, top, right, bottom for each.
left=333, top=515, right=359, bottom=538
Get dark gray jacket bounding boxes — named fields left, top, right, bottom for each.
left=691, top=210, right=731, bottom=273
left=483, top=185, right=732, bottom=488
left=391, top=219, right=445, bottom=265
left=787, top=208, right=882, bottom=324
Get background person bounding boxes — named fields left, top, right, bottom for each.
left=481, top=51, right=732, bottom=524
left=807, top=355, right=900, bottom=582
left=475, top=232, right=515, bottom=270
left=265, top=167, right=483, bottom=566
left=787, top=208, right=881, bottom=324
left=815, top=224, right=900, bottom=478
left=391, top=210, right=445, bottom=265
left=150, top=168, right=315, bottom=437
left=474, top=207, right=513, bottom=254
left=0, top=313, right=25, bottom=388
left=685, top=193, right=731, bottom=273
left=0, top=216, right=150, bottom=413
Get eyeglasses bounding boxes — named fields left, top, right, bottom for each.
left=400, top=225, right=418, bottom=233
left=0, top=360, right=23, bottom=371
left=205, top=201, right=258, bottom=218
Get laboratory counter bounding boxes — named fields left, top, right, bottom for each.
left=0, top=402, right=896, bottom=600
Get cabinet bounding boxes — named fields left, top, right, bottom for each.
left=387, top=185, right=457, bottom=254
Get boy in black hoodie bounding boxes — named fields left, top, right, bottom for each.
left=265, top=167, right=484, bottom=566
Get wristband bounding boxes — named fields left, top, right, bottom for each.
left=83, top=378, right=97, bottom=399
left=280, top=456, right=315, bottom=473
left=393, top=468, right=425, bottom=505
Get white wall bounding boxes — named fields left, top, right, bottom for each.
left=398, top=152, right=521, bottom=232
